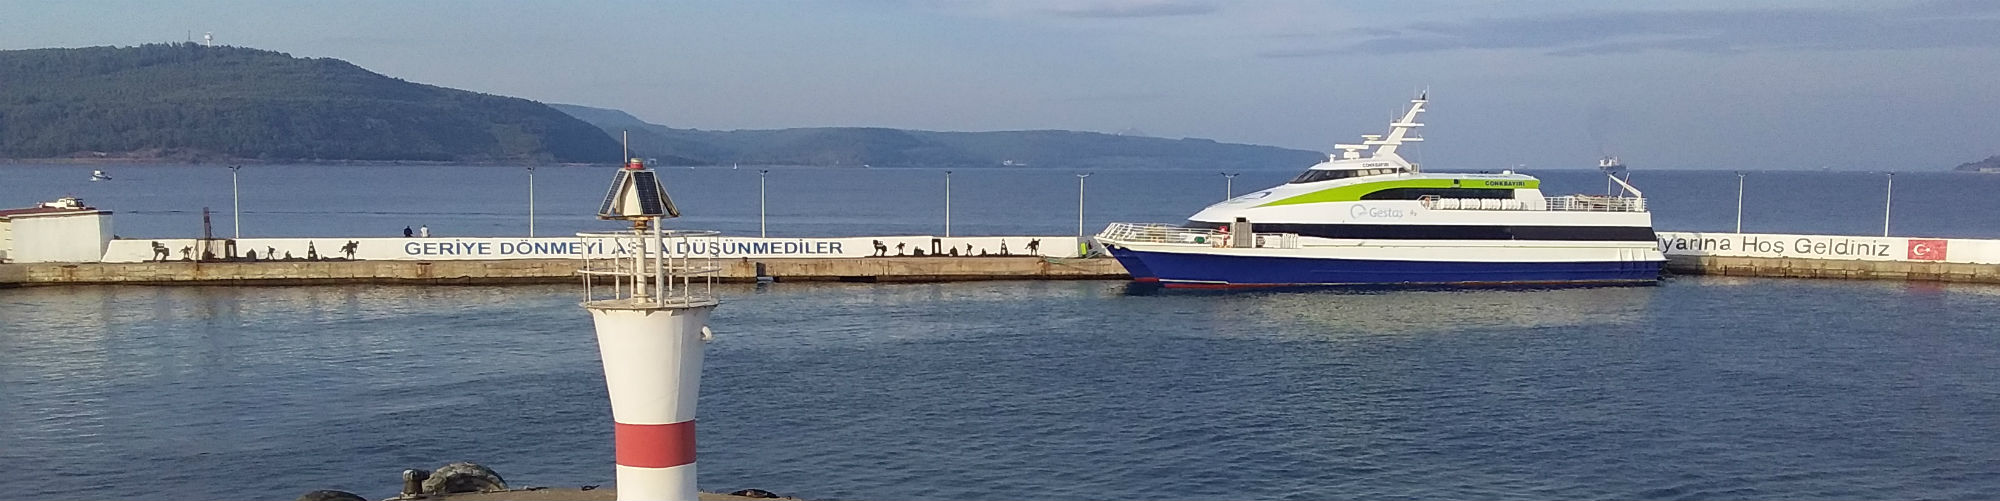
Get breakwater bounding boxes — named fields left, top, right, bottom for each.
left=12, top=231, right=2000, bottom=286
left=0, top=256, right=1125, bottom=286
left=1664, top=255, right=2000, bottom=282
left=1656, top=231, right=2000, bottom=283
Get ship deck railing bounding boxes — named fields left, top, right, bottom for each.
left=1096, top=223, right=1301, bottom=249
left=1421, top=195, right=1647, bottom=212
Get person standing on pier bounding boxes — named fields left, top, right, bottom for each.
left=403, top=226, right=414, bottom=237
left=419, top=225, right=429, bottom=238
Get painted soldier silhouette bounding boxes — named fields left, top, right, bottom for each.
left=1026, top=239, right=1041, bottom=254
left=341, top=241, right=359, bottom=259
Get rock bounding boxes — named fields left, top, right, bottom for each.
left=420, top=462, right=508, bottom=495
left=729, top=488, right=783, bottom=498
left=295, top=490, right=367, bottom=501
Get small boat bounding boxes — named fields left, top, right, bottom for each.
left=1598, top=156, right=1627, bottom=174
left=90, top=170, right=112, bottom=181
left=39, top=196, right=89, bottom=209
left=1094, top=93, right=1664, bottom=288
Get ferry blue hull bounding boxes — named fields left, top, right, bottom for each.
left=1108, top=247, right=1661, bottom=288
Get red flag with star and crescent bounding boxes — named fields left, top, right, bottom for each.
left=1908, top=239, right=1947, bottom=261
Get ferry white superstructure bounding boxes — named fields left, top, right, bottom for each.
left=1094, top=95, right=1664, bottom=288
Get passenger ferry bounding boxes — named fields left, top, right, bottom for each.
left=1094, top=94, right=1664, bottom=288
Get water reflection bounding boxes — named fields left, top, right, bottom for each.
left=1119, top=284, right=1659, bottom=338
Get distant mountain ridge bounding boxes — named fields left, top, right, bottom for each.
left=0, top=44, right=619, bottom=163
left=551, top=104, right=1325, bottom=170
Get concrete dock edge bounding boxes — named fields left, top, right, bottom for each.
left=0, top=257, right=1129, bottom=286
left=1666, top=255, right=2000, bottom=283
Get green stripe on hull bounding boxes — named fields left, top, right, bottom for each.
left=1256, top=178, right=1539, bottom=207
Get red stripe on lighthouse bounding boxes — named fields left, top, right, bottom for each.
left=615, top=421, right=696, bottom=468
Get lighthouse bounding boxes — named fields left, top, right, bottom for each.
left=579, top=157, right=720, bottom=501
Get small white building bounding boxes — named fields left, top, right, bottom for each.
left=0, top=197, right=114, bottom=263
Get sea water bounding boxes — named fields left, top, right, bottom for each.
left=2, top=279, right=1997, bottom=500
left=5, top=164, right=2000, bottom=240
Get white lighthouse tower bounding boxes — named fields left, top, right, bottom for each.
left=578, top=157, right=720, bottom=501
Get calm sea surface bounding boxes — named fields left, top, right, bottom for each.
left=5, top=164, right=2000, bottom=239
left=3, top=279, right=1998, bottom=500
left=3, top=165, right=2000, bottom=500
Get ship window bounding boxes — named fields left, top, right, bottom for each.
left=1359, top=188, right=1515, bottom=200
left=1290, top=167, right=1414, bottom=184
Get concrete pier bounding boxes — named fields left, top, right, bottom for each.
left=1666, top=255, right=2000, bottom=283
left=0, top=256, right=1127, bottom=287
left=13, top=242, right=2000, bottom=287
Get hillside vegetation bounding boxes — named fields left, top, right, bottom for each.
left=0, top=44, right=619, bottom=163
left=553, top=104, right=1325, bottom=170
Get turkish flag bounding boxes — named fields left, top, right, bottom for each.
left=1908, top=239, right=1948, bottom=261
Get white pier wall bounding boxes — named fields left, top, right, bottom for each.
left=100, top=235, right=1081, bottom=263
left=1657, top=231, right=2000, bottom=265
left=7, top=212, right=113, bottom=263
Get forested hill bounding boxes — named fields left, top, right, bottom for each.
left=550, top=104, right=1326, bottom=170
left=0, top=44, right=619, bottom=163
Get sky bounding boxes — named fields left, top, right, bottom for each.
left=3, top=0, right=1997, bottom=170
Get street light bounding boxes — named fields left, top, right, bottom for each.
left=944, top=170, right=952, bottom=237
left=228, top=165, right=241, bottom=238
left=526, top=165, right=536, bottom=237
left=1076, top=173, right=1091, bottom=238
left=1222, top=172, right=1239, bottom=200
left=1735, top=171, right=1745, bottom=233
left=1883, top=172, right=1894, bottom=237
left=759, top=169, right=770, bottom=238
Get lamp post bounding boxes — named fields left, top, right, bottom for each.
left=228, top=165, right=241, bottom=238
left=527, top=165, right=537, bottom=237
left=1076, top=173, right=1091, bottom=238
left=1883, top=172, right=1894, bottom=237
left=1735, top=171, right=1745, bottom=233
left=759, top=170, right=769, bottom=238
left=944, top=170, right=952, bottom=237
left=1222, top=172, right=1239, bottom=200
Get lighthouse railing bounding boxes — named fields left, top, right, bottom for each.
left=578, top=229, right=720, bottom=307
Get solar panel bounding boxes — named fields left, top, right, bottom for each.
left=597, top=168, right=681, bottom=219
left=597, top=170, right=625, bottom=217
left=633, top=171, right=666, bottom=215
